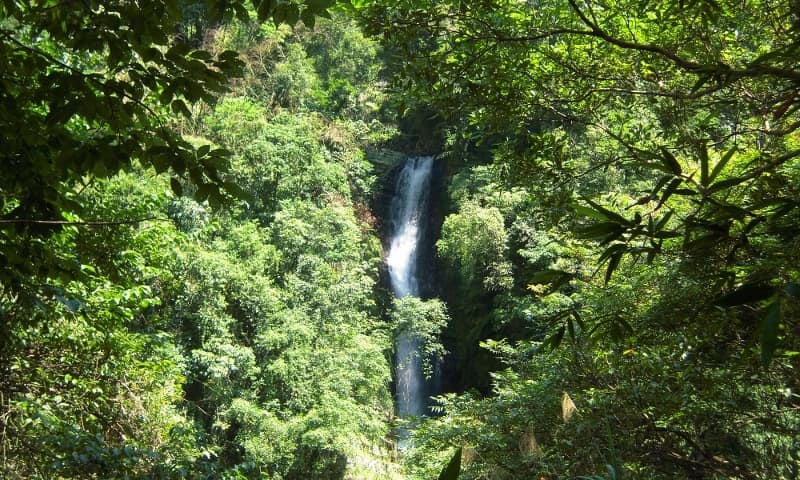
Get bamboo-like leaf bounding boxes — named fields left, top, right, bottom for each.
left=582, top=197, right=630, bottom=225
left=654, top=211, right=673, bottom=231
left=760, top=300, right=781, bottom=367
left=699, top=143, right=709, bottom=186
left=529, top=270, right=574, bottom=292
left=542, top=326, right=566, bottom=350
left=438, top=447, right=462, bottom=480
left=170, top=177, right=182, bottom=196
left=577, top=222, right=624, bottom=239
left=714, top=283, right=776, bottom=307
left=708, top=147, right=736, bottom=184
left=690, top=74, right=712, bottom=94
left=651, top=175, right=673, bottom=197
left=708, top=176, right=750, bottom=193
left=605, top=252, right=622, bottom=285
left=573, top=204, right=609, bottom=220
left=656, top=178, right=682, bottom=209
left=659, top=147, right=682, bottom=175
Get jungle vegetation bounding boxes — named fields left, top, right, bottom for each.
left=1, top=0, right=798, bottom=479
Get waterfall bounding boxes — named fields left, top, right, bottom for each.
left=387, top=156, right=434, bottom=417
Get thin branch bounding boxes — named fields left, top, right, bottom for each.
left=566, top=0, right=800, bottom=83
left=0, top=217, right=168, bottom=227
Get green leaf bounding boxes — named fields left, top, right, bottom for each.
left=708, top=176, right=749, bottom=193
left=301, top=9, right=316, bottom=28
left=604, top=251, right=622, bottom=285
left=197, top=145, right=211, bottom=157
left=530, top=269, right=574, bottom=285
left=659, top=147, right=682, bottom=175
left=576, top=222, right=624, bottom=239
left=438, top=447, right=462, bottom=480
left=582, top=197, right=630, bottom=225
left=542, top=326, right=566, bottom=350
left=654, top=211, right=673, bottom=231
left=573, top=204, right=610, bottom=220
left=656, top=178, right=682, bottom=209
left=690, top=74, right=712, bottom=94
left=651, top=175, right=673, bottom=197
left=170, top=177, right=182, bottom=196
left=171, top=99, right=191, bottom=118
left=760, top=300, right=781, bottom=368
left=714, top=283, right=776, bottom=307
left=699, top=143, right=710, bottom=186
left=708, top=147, right=736, bottom=184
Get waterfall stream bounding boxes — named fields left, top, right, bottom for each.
left=387, top=156, right=435, bottom=418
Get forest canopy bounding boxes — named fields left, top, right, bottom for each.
left=1, top=0, right=799, bottom=479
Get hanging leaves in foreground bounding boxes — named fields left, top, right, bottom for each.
left=437, top=447, right=462, bottom=480
left=760, top=300, right=782, bottom=368
left=713, top=283, right=776, bottom=307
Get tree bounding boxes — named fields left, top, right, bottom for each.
left=0, top=0, right=336, bottom=307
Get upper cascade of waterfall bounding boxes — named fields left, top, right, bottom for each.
left=387, top=155, right=434, bottom=299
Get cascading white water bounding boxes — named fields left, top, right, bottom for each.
left=387, top=156, right=434, bottom=417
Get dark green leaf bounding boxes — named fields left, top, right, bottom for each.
left=567, top=316, right=576, bottom=340
left=708, top=176, right=750, bottom=193
left=170, top=177, right=182, bottom=196
left=171, top=99, right=191, bottom=118
left=543, top=326, right=566, bottom=350
left=690, top=74, right=712, bottom=94
left=605, top=252, right=622, bottom=285
left=654, top=211, right=673, bottom=231
left=301, top=9, right=316, bottom=28
left=651, top=175, right=673, bottom=197
left=656, top=178, right=682, bottom=209
left=652, top=230, right=681, bottom=239
left=573, top=204, right=608, bottom=220
left=714, top=283, right=776, bottom=307
left=598, top=243, right=626, bottom=263
left=582, top=198, right=630, bottom=225
left=659, top=147, right=682, bottom=175
left=699, top=143, right=709, bottom=186
left=577, top=222, right=624, bottom=239
left=760, top=300, right=781, bottom=368
left=438, top=447, right=462, bottom=480
left=708, top=147, right=736, bottom=184
left=530, top=269, right=573, bottom=283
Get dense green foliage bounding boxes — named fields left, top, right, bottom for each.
left=353, top=0, right=800, bottom=478
left=1, top=4, right=404, bottom=478
left=4, top=0, right=800, bottom=479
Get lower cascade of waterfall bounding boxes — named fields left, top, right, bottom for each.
left=386, top=156, right=435, bottom=419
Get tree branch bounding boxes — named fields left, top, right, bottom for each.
left=0, top=217, right=168, bottom=227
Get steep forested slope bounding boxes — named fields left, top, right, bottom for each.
left=1, top=4, right=404, bottom=478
